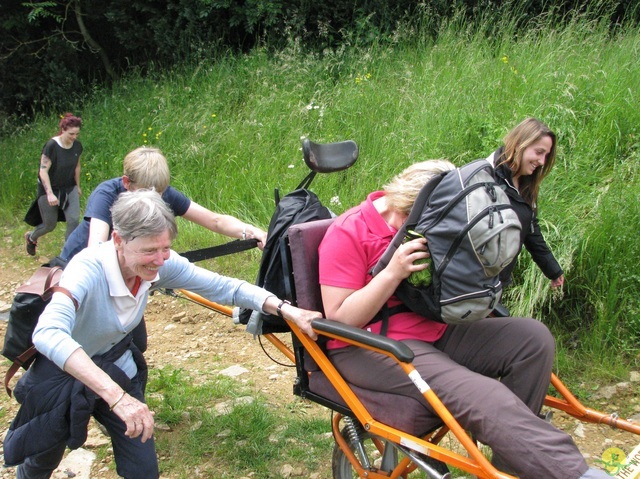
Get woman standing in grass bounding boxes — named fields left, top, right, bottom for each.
left=25, top=113, right=83, bottom=256
left=486, top=117, right=565, bottom=289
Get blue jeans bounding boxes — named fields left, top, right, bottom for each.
left=16, top=373, right=158, bottom=479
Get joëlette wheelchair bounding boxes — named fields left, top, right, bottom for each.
left=173, top=139, right=640, bottom=479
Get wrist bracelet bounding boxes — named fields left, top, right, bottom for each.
left=109, top=391, right=126, bottom=411
left=276, top=299, right=291, bottom=318
left=242, top=225, right=247, bottom=240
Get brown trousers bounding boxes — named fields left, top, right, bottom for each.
left=328, top=316, right=589, bottom=479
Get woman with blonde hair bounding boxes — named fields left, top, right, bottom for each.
left=487, top=117, right=565, bottom=289
left=56, top=146, right=267, bottom=264
left=318, top=159, right=607, bottom=479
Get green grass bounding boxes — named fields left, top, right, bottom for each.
left=141, top=366, right=333, bottom=478
left=1, top=4, right=639, bottom=476
left=5, top=7, right=637, bottom=360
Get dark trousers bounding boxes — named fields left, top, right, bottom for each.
left=328, top=316, right=589, bottom=479
left=16, top=373, right=158, bottom=479
left=132, top=316, right=148, bottom=353
left=31, top=187, right=80, bottom=241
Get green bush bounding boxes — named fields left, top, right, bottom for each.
left=2, top=0, right=637, bottom=121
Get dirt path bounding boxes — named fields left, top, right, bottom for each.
left=1, top=228, right=639, bottom=478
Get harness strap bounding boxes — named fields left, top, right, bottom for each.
left=179, top=238, right=259, bottom=263
left=366, top=303, right=411, bottom=337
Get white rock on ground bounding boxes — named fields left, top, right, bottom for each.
left=52, top=448, right=96, bottom=479
left=219, top=364, right=249, bottom=377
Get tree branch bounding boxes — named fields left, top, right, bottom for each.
left=73, top=0, right=117, bottom=80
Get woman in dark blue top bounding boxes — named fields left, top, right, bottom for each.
left=56, top=146, right=267, bottom=264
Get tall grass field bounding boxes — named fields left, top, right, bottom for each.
left=0, top=6, right=639, bottom=476
left=2, top=7, right=639, bottom=369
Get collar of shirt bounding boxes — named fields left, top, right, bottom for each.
left=489, top=150, right=521, bottom=195
left=363, top=191, right=398, bottom=238
left=98, top=240, right=157, bottom=328
left=101, top=240, right=157, bottom=299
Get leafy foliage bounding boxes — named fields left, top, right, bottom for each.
left=1, top=0, right=638, bottom=126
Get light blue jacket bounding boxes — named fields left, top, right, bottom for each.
left=34, top=241, right=271, bottom=378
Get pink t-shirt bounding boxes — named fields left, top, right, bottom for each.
left=318, top=191, right=447, bottom=349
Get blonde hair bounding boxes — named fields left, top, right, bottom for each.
left=497, top=117, right=557, bottom=206
left=384, top=160, right=456, bottom=216
left=123, top=147, right=171, bottom=192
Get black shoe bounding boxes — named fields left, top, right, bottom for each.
left=47, top=256, right=68, bottom=268
left=25, top=232, right=37, bottom=256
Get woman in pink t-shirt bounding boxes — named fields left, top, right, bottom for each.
left=318, top=160, right=607, bottom=479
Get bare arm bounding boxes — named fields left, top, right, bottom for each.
left=182, top=201, right=267, bottom=249
left=321, top=238, right=429, bottom=328
left=39, top=154, right=58, bottom=206
left=87, top=218, right=111, bottom=247
left=63, top=348, right=154, bottom=442
left=74, top=159, right=82, bottom=196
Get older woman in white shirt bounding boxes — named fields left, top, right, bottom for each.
left=6, top=189, right=319, bottom=479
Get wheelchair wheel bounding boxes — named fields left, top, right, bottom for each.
left=332, top=423, right=451, bottom=479
left=332, top=425, right=382, bottom=479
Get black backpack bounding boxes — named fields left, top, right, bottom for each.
left=372, top=159, right=522, bottom=324
left=2, top=266, right=77, bottom=396
left=238, top=187, right=332, bottom=333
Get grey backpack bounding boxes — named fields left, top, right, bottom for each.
left=372, top=159, right=522, bottom=324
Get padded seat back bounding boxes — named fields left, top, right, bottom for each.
left=288, top=219, right=441, bottom=436
left=288, top=218, right=334, bottom=313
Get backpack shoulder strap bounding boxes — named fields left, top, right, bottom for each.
left=370, top=171, right=447, bottom=277
left=4, top=286, right=78, bottom=397
left=50, top=286, right=78, bottom=310
left=4, top=347, right=36, bottom=397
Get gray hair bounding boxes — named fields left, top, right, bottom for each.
left=111, top=189, right=178, bottom=242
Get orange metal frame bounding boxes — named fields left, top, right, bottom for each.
left=287, top=319, right=516, bottom=479
left=547, top=373, right=640, bottom=434
left=175, top=290, right=640, bottom=478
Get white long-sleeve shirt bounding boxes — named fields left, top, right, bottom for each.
left=34, top=240, right=271, bottom=378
